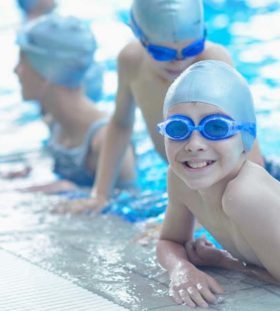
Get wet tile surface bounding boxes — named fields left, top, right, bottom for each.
left=0, top=192, right=280, bottom=310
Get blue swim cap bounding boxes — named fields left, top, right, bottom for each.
left=131, top=0, right=204, bottom=43
left=164, top=60, right=256, bottom=151
left=16, top=14, right=100, bottom=89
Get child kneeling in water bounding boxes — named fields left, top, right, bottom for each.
left=14, top=14, right=135, bottom=195
left=157, top=60, right=280, bottom=308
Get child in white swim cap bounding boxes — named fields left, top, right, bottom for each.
left=14, top=14, right=135, bottom=197
left=157, top=60, right=280, bottom=308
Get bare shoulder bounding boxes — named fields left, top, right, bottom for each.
left=118, top=41, right=145, bottom=81
left=199, top=41, right=233, bottom=66
left=222, top=161, right=276, bottom=216
left=113, top=41, right=145, bottom=125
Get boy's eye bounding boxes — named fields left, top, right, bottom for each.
left=204, top=120, right=228, bottom=136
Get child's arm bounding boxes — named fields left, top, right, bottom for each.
left=89, top=45, right=138, bottom=209
left=157, top=169, right=223, bottom=308
left=186, top=237, right=280, bottom=285
left=185, top=237, right=245, bottom=270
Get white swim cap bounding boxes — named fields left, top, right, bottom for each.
left=164, top=60, right=256, bottom=151
left=131, top=0, right=204, bottom=43
left=16, top=14, right=101, bottom=90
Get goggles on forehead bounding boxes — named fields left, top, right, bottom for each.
left=129, top=11, right=206, bottom=62
left=157, top=114, right=256, bottom=141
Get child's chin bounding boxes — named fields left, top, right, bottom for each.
left=183, top=179, right=213, bottom=190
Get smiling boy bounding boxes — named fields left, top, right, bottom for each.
left=157, top=60, right=280, bottom=308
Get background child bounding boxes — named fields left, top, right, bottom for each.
left=14, top=14, right=135, bottom=194
left=87, top=0, right=259, bottom=210
left=157, top=60, right=280, bottom=308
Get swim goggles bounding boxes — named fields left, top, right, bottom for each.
left=130, top=11, right=206, bottom=62
left=157, top=114, right=256, bottom=141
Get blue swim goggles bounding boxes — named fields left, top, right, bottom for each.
left=157, top=114, right=256, bottom=141
left=130, top=11, right=206, bottom=62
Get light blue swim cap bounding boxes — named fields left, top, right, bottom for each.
left=131, top=0, right=204, bottom=43
left=16, top=14, right=100, bottom=89
left=164, top=60, right=256, bottom=151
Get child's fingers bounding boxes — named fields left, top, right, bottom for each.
left=183, top=286, right=209, bottom=308
left=186, top=241, right=202, bottom=264
left=198, top=283, right=219, bottom=305
left=53, top=198, right=104, bottom=214
left=196, top=237, right=214, bottom=248
left=207, top=276, right=224, bottom=295
left=196, top=240, right=222, bottom=261
left=169, top=288, right=183, bottom=305
left=177, top=288, right=197, bottom=308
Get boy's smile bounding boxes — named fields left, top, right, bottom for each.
left=165, top=102, right=245, bottom=190
left=183, top=159, right=216, bottom=169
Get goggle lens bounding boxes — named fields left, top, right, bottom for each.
left=203, top=119, right=230, bottom=139
left=182, top=39, right=205, bottom=58
left=147, top=45, right=177, bottom=61
left=166, top=120, right=191, bottom=139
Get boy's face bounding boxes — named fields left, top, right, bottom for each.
left=164, top=102, right=245, bottom=190
left=145, top=38, right=200, bottom=82
left=14, top=51, right=47, bottom=102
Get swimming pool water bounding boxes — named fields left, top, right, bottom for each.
left=0, top=0, right=280, bottom=224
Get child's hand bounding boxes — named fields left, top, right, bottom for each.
left=53, top=194, right=107, bottom=214
left=19, top=180, right=77, bottom=193
left=169, top=261, right=223, bottom=308
left=0, top=165, right=31, bottom=179
left=186, top=237, right=236, bottom=269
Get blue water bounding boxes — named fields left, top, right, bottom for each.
left=0, top=0, right=280, bottom=228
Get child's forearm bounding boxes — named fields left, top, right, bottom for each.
left=93, top=119, right=132, bottom=199
left=157, top=239, right=194, bottom=274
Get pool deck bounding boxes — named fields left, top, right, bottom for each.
left=0, top=191, right=280, bottom=311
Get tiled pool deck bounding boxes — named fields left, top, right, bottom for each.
left=0, top=191, right=280, bottom=311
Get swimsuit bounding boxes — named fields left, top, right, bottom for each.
left=264, top=157, right=280, bottom=181
left=48, top=118, right=108, bottom=187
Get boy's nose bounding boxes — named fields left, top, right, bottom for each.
left=184, top=131, right=207, bottom=152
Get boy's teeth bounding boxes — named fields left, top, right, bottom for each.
left=185, top=161, right=212, bottom=168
